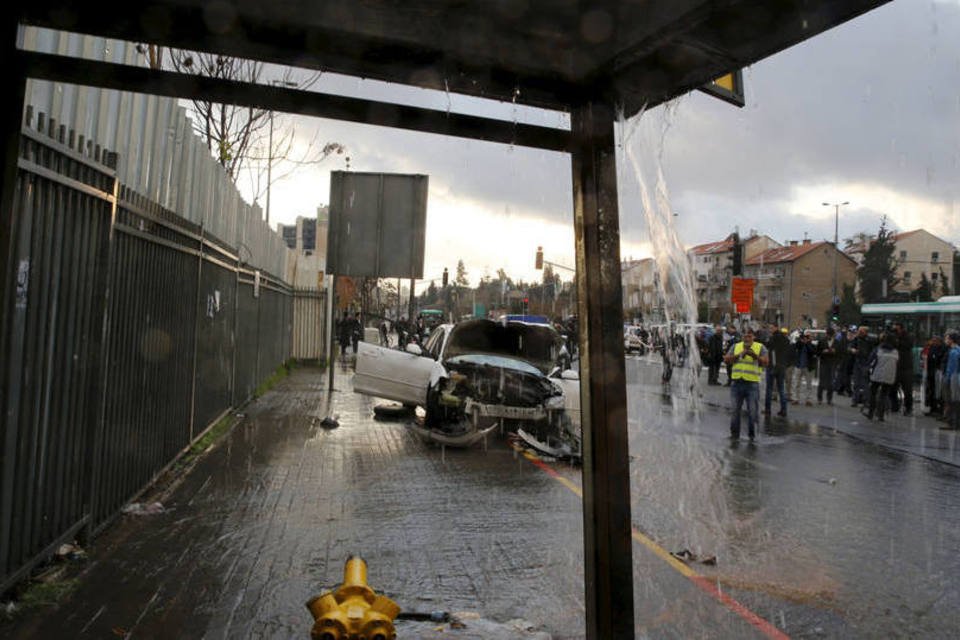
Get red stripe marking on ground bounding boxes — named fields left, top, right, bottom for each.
left=519, top=447, right=791, bottom=640
left=690, top=576, right=791, bottom=640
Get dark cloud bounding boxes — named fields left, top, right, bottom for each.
left=275, top=0, right=959, bottom=273
left=645, top=0, right=960, bottom=247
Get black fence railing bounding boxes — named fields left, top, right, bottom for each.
left=1, top=117, right=296, bottom=593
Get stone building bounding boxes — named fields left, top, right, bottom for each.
left=621, top=258, right=658, bottom=323
left=744, top=239, right=857, bottom=329
left=688, top=232, right=780, bottom=322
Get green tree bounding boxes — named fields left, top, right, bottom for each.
left=838, top=282, right=859, bottom=325
left=938, top=266, right=950, bottom=298
left=912, top=273, right=933, bottom=302
left=137, top=45, right=344, bottom=195
left=857, top=217, right=900, bottom=303
left=455, top=260, right=469, bottom=287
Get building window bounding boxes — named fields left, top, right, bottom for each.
left=903, top=271, right=912, bottom=284
left=932, top=272, right=938, bottom=281
left=932, top=251, right=939, bottom=263
left=900, top=250, right=907, bottom=260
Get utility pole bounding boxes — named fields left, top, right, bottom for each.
left=823, top=201, right=849, bottom=319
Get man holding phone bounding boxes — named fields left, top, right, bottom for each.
left=723, top=327, right=770, bottom=441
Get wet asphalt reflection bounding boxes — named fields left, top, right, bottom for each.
left=625, top=357, right=960, bottom=638
left=6, top=362, right=960, bottom=639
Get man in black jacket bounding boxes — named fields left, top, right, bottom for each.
left=764, top=323, right=791, bottom=417
left=707, top=324, right=724, bottom=385
left=924, top=335, right=947, bottom=416
left=849, top=326, right=875, bottom=407
left=890, top=322, right=914, bottom=415
left=816, top=327, right=839, bottom=405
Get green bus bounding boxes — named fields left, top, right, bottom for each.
left=860, top=296, right=960, bottom=373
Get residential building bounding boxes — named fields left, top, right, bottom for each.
left=744, top=239, right=857, bottom=329
left=844, top=228, right=956, bottom=300
left=280, top=206, right=330, bottom=288
left=889, top=229, right=954, bottom=297
left=621, top=258, right=658, bottom=322
left=277, top=206, right=329, bottom=258
left=688, top=231, right=780, bottom=322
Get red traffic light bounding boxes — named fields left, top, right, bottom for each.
left=523, top=297, right=529, bottom=304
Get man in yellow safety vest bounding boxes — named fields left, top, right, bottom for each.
left=722, top=327, right=769, bottom=441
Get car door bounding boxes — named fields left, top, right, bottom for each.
left=353, top=341, right=436, bottom=405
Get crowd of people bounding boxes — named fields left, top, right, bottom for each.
left=713, top=321, right=960, bottom=438
left=337, top=313, right=432, bottom=357
left=631, top=320, right=960, bottom=439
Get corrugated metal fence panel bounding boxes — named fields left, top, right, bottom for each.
left=292, top=289, right=327, bottom=360
left=1, top=124, right=113, bottom=586
left=20, top=27, right=295, bottom=279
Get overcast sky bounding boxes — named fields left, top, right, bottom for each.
left=260, top=0, right=960, bottom=287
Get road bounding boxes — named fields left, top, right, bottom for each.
left=4, top=359, right=959, bottom=638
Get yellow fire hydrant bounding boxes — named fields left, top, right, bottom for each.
left=306, top=556, right=399, bottom=640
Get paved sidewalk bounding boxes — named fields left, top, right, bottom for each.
left=2, top=365, right=793, bottom=639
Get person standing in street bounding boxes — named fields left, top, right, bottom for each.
left=792, top=331, right=817, bottom=406
left=708, top=324, right=724, bottom=385
left=723, top=327, right=769, bottom=441
left=890, top=322, right=915, bottom=416
left=816, top=327, right=839, bottom=405
left=850, top=326, right=875, bottom=407
left=923, top=335, right=947, bottom=417
left=337, top=312, right=352, bottom=358
left=865, top=333, right=899, bottom=422
left=764, top=323, right=790, bottom=417
left=833, top=326, right=855, bottom=396
left=941, top=332, right=960, bottom=430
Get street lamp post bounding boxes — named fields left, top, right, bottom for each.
left=822, top=200, right=849, bottom=315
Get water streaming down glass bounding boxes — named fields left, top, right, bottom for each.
left=619, top=103, right=704, bottom=419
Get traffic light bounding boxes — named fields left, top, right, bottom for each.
left=731, top=233, right=743, bottom=276
left=442, top=267, right=448, bottom=287
left=535, top=246, right=543, bottom=270
left=831, top=302, right=840, bottom=321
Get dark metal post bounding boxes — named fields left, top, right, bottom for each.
left=188, top=227, right=203, bottom=440
left=408, top=278, right=415, bottom=324
left=570, top=100, right=634, bottom=639
left=0, top=24, right=28, bottom=577
left=327, top=277, right=337, bottom=392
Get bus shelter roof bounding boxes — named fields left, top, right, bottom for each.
left=16, top=1, right=892, bottom=146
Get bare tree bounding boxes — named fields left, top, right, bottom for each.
left=137, top=45, right=344, bottom=196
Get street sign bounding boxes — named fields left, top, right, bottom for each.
left=326, top=171, right=428, bottom=278
left=731, top=277, right=756, bottom=314
left=698, top=70, right=745, bottom=108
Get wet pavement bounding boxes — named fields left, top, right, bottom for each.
left=623, top=355, right=960, bottom=638
left=5, top=360, right=960, bottom=638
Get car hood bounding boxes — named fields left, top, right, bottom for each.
left=443, top=319, right=561, bottom=375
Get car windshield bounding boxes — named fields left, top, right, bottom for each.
left=443, top=319, right=560, bottom=374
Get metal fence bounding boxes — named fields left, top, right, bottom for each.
left=292, top=288, right=327, bottom=361
left=0, top=117, right=311, bottom=593
left=19, top=26, right=292, bottom=278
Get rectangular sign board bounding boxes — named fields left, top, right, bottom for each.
left=731, top=277, right=756, bottom=314
left=326, top=171, right=428, bottom=279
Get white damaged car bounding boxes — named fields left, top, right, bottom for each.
left=354, top=318, right=581, bottom=456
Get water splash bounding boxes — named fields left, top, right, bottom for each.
left=618, top=101, right=703, bottom=417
